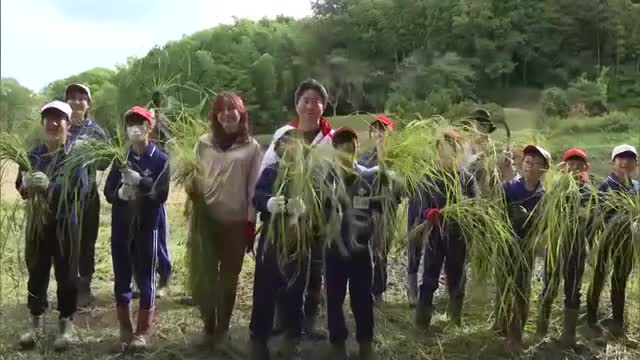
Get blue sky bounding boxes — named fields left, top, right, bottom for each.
left=1, top=0, right=311, bottom=91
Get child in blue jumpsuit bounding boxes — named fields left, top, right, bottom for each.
left=586, top=144, right=639, bottom=339
left=104, top=106, right=170, bottom=351
left=413, top=131, right=479, bottom=330
left=536, top=148, right=592, bottom=346
left=498, top=145, right=549, bottom=350
left=358, top=115, right=396, bottom=305
left=16, top=101, right=89, bottom=352
left=64, top=83, right=110, bottom=307
left=326, top=126, right=381, bottom=360
left=249, top=128, right=309, bottom=360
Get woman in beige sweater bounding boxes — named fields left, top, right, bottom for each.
left=187, top=93, right=262, bottom=350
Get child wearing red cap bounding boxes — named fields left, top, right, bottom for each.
left=358, top=115, right=396, bottom=304
left=536, top=148, right=592, bottom=346
left=104, top=106, right=170, bottom=351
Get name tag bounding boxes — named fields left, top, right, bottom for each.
left=353, top=196, right=370, bottom=209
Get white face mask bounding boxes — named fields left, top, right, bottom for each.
left=127, top=125, right=145, bottom=143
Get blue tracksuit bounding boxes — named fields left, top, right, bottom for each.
left=587, top=173, right=639, bottom=325
left=325, top=164, right=382, bottom=344
left=69, top=118, right=110, bottom=281
left=500, top=176, right=545, bottom=337
left=104, top=144, right=170, bottom=310
left=250, top=162, right=310, bottom=341
left=15, top=143, right=89, bottom=318
left=413, top=170, right=478, bottom=310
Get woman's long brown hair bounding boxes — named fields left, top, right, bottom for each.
left=209, top=93, right=249, bottom=150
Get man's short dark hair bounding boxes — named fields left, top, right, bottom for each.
left=294, top=79, right=328, bottom=107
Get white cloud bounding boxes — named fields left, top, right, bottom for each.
left=0, top=0, right=311, bottom=91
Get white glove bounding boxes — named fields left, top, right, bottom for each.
left=74, top=138, right=88, bottom=148
left=122, top=168, right=142, bottom=186
left=287, top=197, right=307, bottom=217
left=28, top=171, right=49, bottom=191
left=267, top=196, right=286, bottom=214
left=117, top=184, right=137, bottom=201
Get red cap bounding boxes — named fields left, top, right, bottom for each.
left=562, top=148, right=588, bottom=162
left=125, top=106, right=154, bottom=128
left=373, top=115, right=394, bottom=130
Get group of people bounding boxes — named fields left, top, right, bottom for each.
left=12, top=78, right=639, bottom=360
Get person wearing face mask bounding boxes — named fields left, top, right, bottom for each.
left=536, top=148, right=593, bottom=346
left=103, top=106, right=170, bottom=352
left=496, top=145, right=550, bottom=351
left=586, top=144, right=639, bottom=341
left=16, top=101, right=89, bottom=352
left=412, top=131, right=479, bottom=331
left=64, top=83, right=110, bottom=307
left=186, top=93, right=262, bottom=351
left=261, top=79, right=334, bottom=340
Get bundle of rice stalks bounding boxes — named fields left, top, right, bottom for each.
left=382, top=117, right=451, bottom=197
left=264, top=139, right=343, bottom=277
left=589, top=188, right=640, bottom=277
left=0, top=133, right=49, bottom=234
left=165, top=116, right=208, bottom=190
left=528, top=170, right=598, bottom=299
left=0, top=201, right=23, bottom=305
left=63, top=129, right=129, bottom=174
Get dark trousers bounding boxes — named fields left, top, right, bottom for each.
left=305, top=243, right=323, bottom=320
left=325, top=250, right=374, bottom=344
left=372, top=254, right=388, bottom=296
left=417, top=226, right=466, bottom=309
left=539, top=236, right=586, bottom=317
left=78, top=187, right=100, bottom=279
left=407, top=225, right=424, bottom=277
left=372, top=213, right=391, bottom=296
left=250, top=237, right=309, bottom=341
left=26, top=219, right=78, bottom=318
left=496, top=240, right=534, bottom=340
left=587, top=237, right=635, bottom=325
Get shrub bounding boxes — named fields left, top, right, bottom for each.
left=540, top=87, right=570, bottom=118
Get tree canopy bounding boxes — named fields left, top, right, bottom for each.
left=3, top=0, right=639, bottom=135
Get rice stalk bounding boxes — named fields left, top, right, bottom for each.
left=528, top=170, right=598, bottom=301
left=588, top=188, right=640, bottom=284
left=0, top=133, right=50, bottom=257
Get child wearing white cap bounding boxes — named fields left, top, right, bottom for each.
left=585, top=144, right=638, bottom=339
left=16, top=100, right=89, bottom=352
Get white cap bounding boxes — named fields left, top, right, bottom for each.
left=41, top=100, right=72, bottom=119
left=64, top=83, right=92, bottom=102
left=611, top=144, right=638, bottom=160
left=523, top=145, right=551, bottom=163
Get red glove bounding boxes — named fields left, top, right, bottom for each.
left=246, top=222, right=256, bottom=254
left=423, top=208, right=440, bottom=223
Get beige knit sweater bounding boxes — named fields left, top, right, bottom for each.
left=195, top=133, right=262, bottom=223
